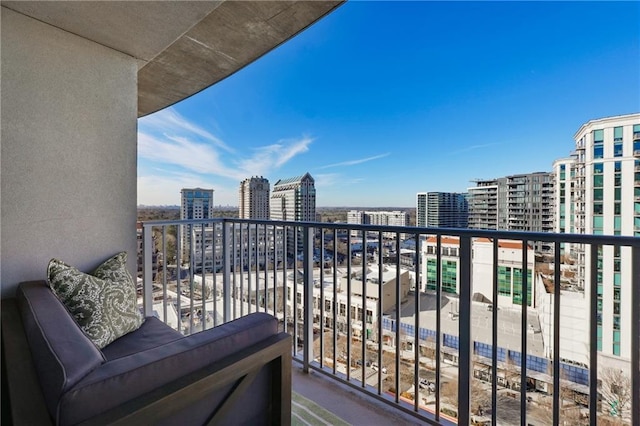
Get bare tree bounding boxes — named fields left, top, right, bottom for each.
left=600, top=368, right=632, bottom=421
left=440, top=380, right=458, bottom=409
left=471, top=379, right=491, bottom=416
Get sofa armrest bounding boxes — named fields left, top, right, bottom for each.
left=59, top=312, right=284, bottom=425
left=16, top=281, right=104, bottom=418
left=1, top=298, right=52, bottom=425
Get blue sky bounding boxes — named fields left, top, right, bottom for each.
left=138, top=1, right=640, bottom=207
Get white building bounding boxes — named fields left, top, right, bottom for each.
left=347, top=210, right=408, bottom=239
left=189, top=223, right=284, bottom=274
left=555, top=113, right=640, bottom=370
left=239, top=176, right=270, bottom=220
left=290, top=266, right=412, bottom=340
left=421, top=236, right=537, bottom=309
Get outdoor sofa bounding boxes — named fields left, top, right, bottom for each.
left=1, top=280, right=291, bottom=425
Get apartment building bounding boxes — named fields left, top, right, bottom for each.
left=467, top=179, right=505, bottom=230
left=239, top=176, right=270, bottom=220
left=416, top=192, right=468, bottom=228
left=291, top=267, right=412, bottom=340
left=189, top=224, right=284, bottom=274
left=180, top=188, right=214, bottom=258
left=348, top=210, right=408, bottom=238
left=555, top=113, right=640, bottom=369
left=468, top=174, right=554, bottom=252
left=270, top=173, right=316, bottom=255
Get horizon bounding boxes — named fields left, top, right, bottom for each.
left=137, top=1, right=640, bottom=207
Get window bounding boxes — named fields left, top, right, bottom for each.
left=593, top=188, right=603, bottom=201
left=614, top=202, right=621, bottom=215
left=426, top=258, right=437, bottom=290
left=593, top=216, right=603, bottom=232
left=498, top=266, right=511, bottom=296
left=593, top=130, right=604, bottom=159
left=594, top=163, right=604, bottom=174
left=594, top=129, right=604, bottom=142
left=613, top=330, right=621, bottom=356
left=441, top=260, right=458, bottom=294
left=614, top=126, right=623, bottom=141
left=614, top=142, right=623, bottom=157
left=593, top=175, right=604, bottom=187
left=512, top=268, right=532, bottom=306
left=594, top=203, right=603, bottom=214
left=593, top=145, right=603, bottom=159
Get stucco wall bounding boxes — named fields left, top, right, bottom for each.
left=1, top=8, right=138, bottom=297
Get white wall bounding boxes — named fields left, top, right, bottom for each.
left=537, top=284, right=590, bottom=366
left=1, top=8, right=138, bottom=297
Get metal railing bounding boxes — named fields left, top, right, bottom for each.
left=141, top=218, right=639, bottom=425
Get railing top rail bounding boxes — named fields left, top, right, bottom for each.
left=141, top=218, right=640, bottom=247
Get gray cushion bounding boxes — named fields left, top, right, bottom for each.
left=102, top=316, right=182, bottom=361
left=47, top=252, right=144, bottom=348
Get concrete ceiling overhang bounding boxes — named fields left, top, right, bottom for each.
left=2, top=0, right=344, bottom=117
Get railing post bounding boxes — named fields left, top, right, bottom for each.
left=458, top=236, right=472, bottom=426
left=142, top=224, right=153, bottom=317
left=632, top=245, right=640, bottom=426
left=303, top=225, right=314, bottom=373
left=223, top=220, right=231, bottom=323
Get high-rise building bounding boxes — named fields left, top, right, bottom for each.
left=239, top=176, right=270, bottom=220
left=181, top=188, right=214, bottom=221
left=468, top=173, right=554, bottom=236
left=467, top=179, right=504, bottom=230
left=270, top=173, right=316, bottom=254
left=416, top=192, right=468, bottom=228
left=180, top=188, right=214, bottom=258
left=347, top=210, right=408, bottom=238
left=505, top=173, right=554, bottom=234
left=556, top=113, right=640, bottom=367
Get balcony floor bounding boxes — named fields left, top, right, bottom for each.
left=292, top=365, right=424, bottom=425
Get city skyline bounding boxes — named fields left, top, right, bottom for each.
left=137, top=1, right=640, bottom=207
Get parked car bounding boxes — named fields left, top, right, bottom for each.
left=371, top=362, right=387, bottom=374
left=419, top=378, right=436, bottom=392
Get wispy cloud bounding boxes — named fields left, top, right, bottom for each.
left=140, top=108, right=232, bottom=153
left=138, top=132, right=243, bottom=179
left=450, top=143, right=501, bottom=155
left=138, top=107, right=313, bottom=183
left=319, top=153, right=390, bottom=169
left=314, top=173, right=364, bottom=189
left=237, top=136, right=314, bottom=176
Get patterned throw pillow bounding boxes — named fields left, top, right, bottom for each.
left=47, top=252, right=145, bottom=349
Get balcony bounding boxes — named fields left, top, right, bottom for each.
left=141, top=218, right=640, bottom=425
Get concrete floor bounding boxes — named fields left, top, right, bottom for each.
left=292, top=365, right=427, bottom=426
